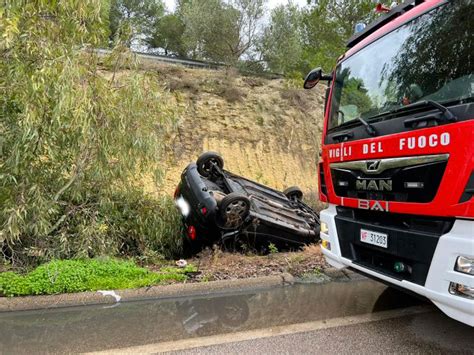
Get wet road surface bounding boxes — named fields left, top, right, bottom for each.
left=0, top=278, right=472, bottom=354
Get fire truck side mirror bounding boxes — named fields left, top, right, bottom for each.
left=303, top=67, right=332, bottom=90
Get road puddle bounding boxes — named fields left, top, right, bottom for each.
left=0, top=278, right=425, bottom=353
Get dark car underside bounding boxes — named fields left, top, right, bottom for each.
left=175, top=152, right=320, bottom=253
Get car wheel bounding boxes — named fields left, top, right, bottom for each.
left=220, top=193, right=250, bottom=228
left=196, top=151, right=224, bottom=178
left=216, top=298, right=250, bottom=329
left=283, top=186, right=303, bottom=201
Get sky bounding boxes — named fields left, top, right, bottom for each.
left=163, top=0, right=309, bottom=13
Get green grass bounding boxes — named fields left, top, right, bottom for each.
left=268, top=243, right=279, bottom=254
left=0, top=258, right=196, bottom=297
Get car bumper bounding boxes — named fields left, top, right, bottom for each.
left=175, top=163, right=219, bottom=244
left=320, top=204, right=474, bottom=327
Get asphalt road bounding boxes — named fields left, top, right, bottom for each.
left=171, top=312, right=472, bottom=354
left=1, top=277, right=472, bottom=354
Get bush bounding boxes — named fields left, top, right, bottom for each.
left=166, top=77, right=200, bottom=94
left=218, top=87, right=245, bottom=103
left=103, top=191, right=183, bottom=259
left=26, top=189, right=185, bottom=263
left=280, top=88, right=310, bottom=112
left=0, top=258, right=196, bottom=297
left=0, top=1, right=180, bottom=266
left=242, top=77, right=266, bottom=88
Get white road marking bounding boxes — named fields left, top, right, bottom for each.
left=86, top=305, right=433, bottom=354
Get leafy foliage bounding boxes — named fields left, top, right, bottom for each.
left=230, top=0, right=265, bottom=59
left=181, top=0, right=240, bottom=62
left=0, top=1, right=181, bottom=266
left=259, top=0, right=394, bottom=76
left=109, top=0, right=165, bottom=46
left=301, top=0, right=392, bottom=72
left=180, top=0, right=264, bottom=63
left=0, top=258, right=197, bottom=296
left=268, top=243, right=278, bottom=254
left=146, top=14, right=187, bottom=56
left=102, top=0, right=396, bottom=76
left=259, top=4, right=303, bottom=75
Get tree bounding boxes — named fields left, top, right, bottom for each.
left=0, top=0, right=179, bottom=265
left=109, top=0, right=165, bottom=46
left=146, top=14, right=187, bottom=56
left=301, top=0, right=392, bottom=72
left=181, top=0, right=265, bottom=63
left=260, top=4, right=303, bottom=75
left=181, top=0, right=237, bottom=62
left=230, top=0, right=265, bottom=59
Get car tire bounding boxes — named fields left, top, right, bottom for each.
left=283, top=186, right=303, bottom=201
left=216, top=298, right=250, bottom=329
left=196, top=151, right=224, bottom=178
left=219, top=193, right=250, bottom=228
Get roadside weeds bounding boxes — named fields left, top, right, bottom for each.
left=176, top=244, right=327, bottom=282
left=0, top=245, right=334, bottom=312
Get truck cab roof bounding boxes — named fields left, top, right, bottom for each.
left=343, top=0, right=444, bottom=61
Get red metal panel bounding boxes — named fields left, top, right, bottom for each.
left=321, top=121, right=474, bottom=217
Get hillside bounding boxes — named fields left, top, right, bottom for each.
left=147, top=63, right=326, bottom=203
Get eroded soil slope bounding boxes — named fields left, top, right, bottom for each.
left=152, top=64, right=326, bottom=203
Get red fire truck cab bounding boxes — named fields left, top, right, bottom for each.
left=306, top=0, right=473, bottom=326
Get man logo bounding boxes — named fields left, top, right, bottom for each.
left=356, top=179, right=393, bottom=191
left=366, top=160, right=381, bottom=172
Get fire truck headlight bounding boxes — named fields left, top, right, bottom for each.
left=455, top=256, right=474, bottom=275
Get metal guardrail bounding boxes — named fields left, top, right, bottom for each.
left=95, top=49, right=283, bottom=78
left=96, top=48, right=225, bottom=69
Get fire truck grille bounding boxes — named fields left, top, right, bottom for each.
left=330, top=154, right=449, bottom=203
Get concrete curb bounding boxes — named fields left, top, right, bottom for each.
left=0, top=268, right=359, bottom=313
left=0, top=273, right=296, bottom=313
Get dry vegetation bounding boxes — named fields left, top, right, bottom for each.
left=148, top=244, right=327, bottom=281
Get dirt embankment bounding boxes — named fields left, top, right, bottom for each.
left=148, top=244, right=327, bottom=282
left=148, top=64, right=326, bottom=205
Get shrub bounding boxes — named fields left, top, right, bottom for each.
left=0, top=258, right=197, bottom=297
left=166, top=77, right=200, bottom=94
left=242, top=77, right=266, bottom=88
left=218, top=87, right=245, bottom=103
left=268, top=243, right=278, bottom=254
left=0, top=1, right=179, bottom=266
left=280, top=88, right=310, bottom=112
left=103, top=191, right=183, bottom=259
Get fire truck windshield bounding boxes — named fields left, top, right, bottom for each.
left=328, top=1, right=473, bottom=130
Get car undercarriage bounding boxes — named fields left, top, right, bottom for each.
left=175, top=152, right=320, bottom=253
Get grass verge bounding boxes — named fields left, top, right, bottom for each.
left=0, top=258, right=196, bottom=297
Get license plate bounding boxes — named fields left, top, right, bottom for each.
left=360, top=229, right=388, bottom=248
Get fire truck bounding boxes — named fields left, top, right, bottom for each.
left=304, top=0, right=473, bottom=326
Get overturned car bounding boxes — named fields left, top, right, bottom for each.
left=174, top=152, right=320, bottom=253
